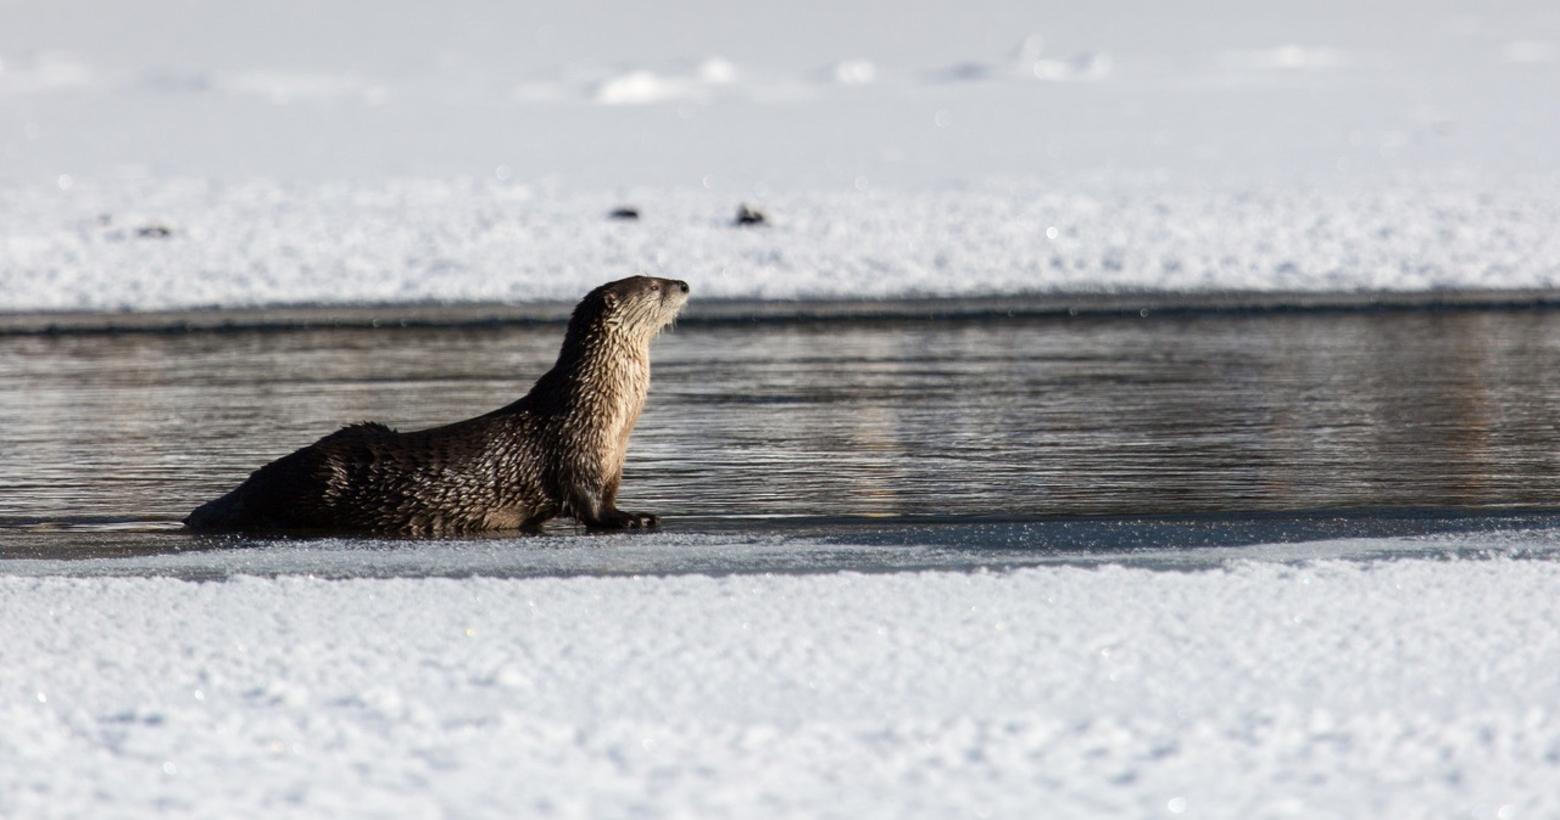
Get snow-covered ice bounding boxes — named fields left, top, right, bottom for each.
left=3, top=1, right=1557, bottom=310
left=4, top=555, right=1560, bottom=817
left=8, top=522, right=1560, bottom=580
left=5, top=179, right=1560, bottom=311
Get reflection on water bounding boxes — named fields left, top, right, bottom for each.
left=1, top=310, right=1559, bottom=543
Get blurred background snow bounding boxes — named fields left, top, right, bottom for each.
left=3, top=0, right=1557, bottom=188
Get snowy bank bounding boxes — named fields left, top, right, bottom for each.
left=4, top=180, right=1560, bottom=312
left=4, top=559, right=1560, bottom=817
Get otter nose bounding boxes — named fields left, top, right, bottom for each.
left=674, top=280, right=690, bottom=294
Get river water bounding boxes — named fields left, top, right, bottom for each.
left=2, top=307, right=1559, bottom=575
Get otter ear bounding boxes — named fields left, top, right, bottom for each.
left=603, top=291, right=619, bottom=309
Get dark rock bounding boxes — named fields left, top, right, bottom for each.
left=135, top=224, right=174, bottom=239
left=733, top=203, right=768, bottom=227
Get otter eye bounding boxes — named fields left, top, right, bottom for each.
left=648, top=282, right=660, bottom=291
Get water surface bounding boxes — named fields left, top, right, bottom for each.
left=2, top=308, right=1559, bottom=572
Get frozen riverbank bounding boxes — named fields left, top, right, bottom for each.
left=5, top=179, right=1560, bottom=312
left=5, top=558, right=1559, bottom=817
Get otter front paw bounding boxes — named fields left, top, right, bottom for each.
left=588, top=509, right=660, bottom=531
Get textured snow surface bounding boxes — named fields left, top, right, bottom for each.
left=6, top=0, right=1558, bottom=311
left=5, top=179, right=1560, bottom=311
left=4, top=560, right=1560, bottom=817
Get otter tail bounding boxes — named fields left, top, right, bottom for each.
left=183, top=488, right=252, bottom=532
left=184, top=422, right=393, bottom=533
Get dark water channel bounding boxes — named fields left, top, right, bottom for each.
left=2, top=308, right=1559, bottom=573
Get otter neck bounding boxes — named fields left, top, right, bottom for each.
left=558, top=324, right=651, bottom=421
left=561, top=318, right=652, bottom=371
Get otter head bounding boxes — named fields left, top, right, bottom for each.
left=578, top=275, right=691, bottom=342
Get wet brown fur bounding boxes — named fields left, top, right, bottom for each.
left=184, top=276, right=689, bottom=535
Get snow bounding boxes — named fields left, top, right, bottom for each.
left=0, top=50, right=95, bottom=94
left=588, top=59, right=738, bottom=106
left=822, top=59, right=877, bottom=86
left=4, top=555, right=1560, bottom=817
left=929, top=34, right=1112, bottom=84
left=1218, top=45, right=1347, bottom=72
left=4, top=179, right=1560, bottom=312
left=217, top=70, right=392, bottom=107
left=4, top=0, right=1558, bottom=189
left=1501, top=40, right=1559, bottom=64
left=5, top=0, right=1560, bottom=813
left=3, top=0, right=1557, bottom=311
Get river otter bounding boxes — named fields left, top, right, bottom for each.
left=185, top=275, right=690, bottom=535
